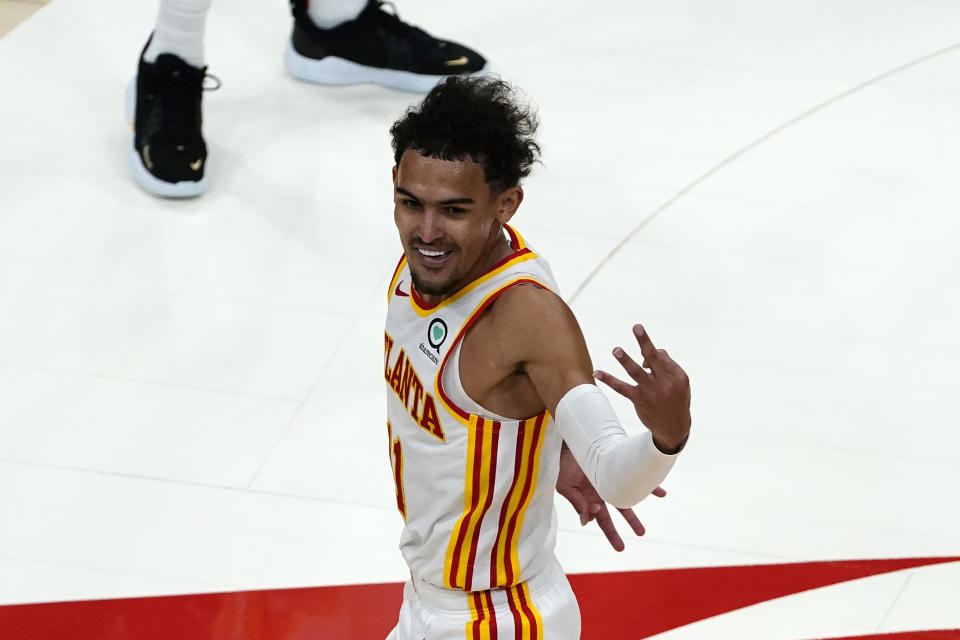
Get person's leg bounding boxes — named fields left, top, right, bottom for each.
left=285, top=0, right=487, bottom=93
left=386, top=581, right=429, bottom=640
left=529, top=564, right=581, bottom=639
left=126, top=0, right=214, bottom=198
left=304, top=0, right=367, bottom=29
left=144, top=0, right=211, bottom=67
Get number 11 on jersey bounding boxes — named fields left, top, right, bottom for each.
left=387, top=421, right=406, bottom=519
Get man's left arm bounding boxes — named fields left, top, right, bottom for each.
left=506, top=287, right=691, bottom=510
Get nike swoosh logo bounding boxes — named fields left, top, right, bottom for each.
left=190, top=158, right=203, bottom=171
left=395, top=280, right=410, bottom=297
left=444, top=56, right=469, bottom=67
left=141, top=145, right=154, bottom=170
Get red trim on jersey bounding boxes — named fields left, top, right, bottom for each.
left=449, top=422, right=486, bottom=588
left=464, top=421, right=500, bottom=591
left=387, top=254, right=406, bottom=301
left=410, top=281, right=436, bottom=310
left=436, top=278, right=546, bottom=423
left=516, top=583, right=539, bottom=640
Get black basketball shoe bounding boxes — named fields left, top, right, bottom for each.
left=125, top=39, right=212, bottom=198
left=285, top=0, right=487, bottom=93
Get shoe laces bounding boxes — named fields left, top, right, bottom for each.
left=153, top=67, right=221, bottom=148
left=367, top=0, right=432, bottom=43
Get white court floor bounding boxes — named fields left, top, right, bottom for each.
left=1, top=0, right=960, bottom=637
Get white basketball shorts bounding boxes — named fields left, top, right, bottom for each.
left=386, top=558, right=581, bottom=640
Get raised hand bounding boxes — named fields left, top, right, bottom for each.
left=556, top=442, right=665, bottom=551
left=593, top=324, right=691, bottom=454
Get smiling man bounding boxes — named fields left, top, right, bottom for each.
left=384, top=77, right=692, bottom=639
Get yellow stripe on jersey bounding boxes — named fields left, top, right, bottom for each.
left=505, top=581, right=545, bottom=640
left=466, top=591, right=496, bottom=640
left=506, top=224, right=528, bottom=251
left=444, top=416, right=496, bottom=589
left=520, top=581, right=544, bottom=640
left=507, top=584, right=530, bottom=640
left=492, top=415, right=547, bottom=587
left=387, top=255, right=407, bottom=303
left=443, top=414, right=478, bottom=587
left=466, top=592, right=479, bottom=640
left=508, top=418, right=546, bottom=584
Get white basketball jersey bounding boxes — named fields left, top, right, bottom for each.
left=384, top=225, right=563, bottom=592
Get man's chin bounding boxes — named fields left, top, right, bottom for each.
left=411, top=273, right=458, bottom=300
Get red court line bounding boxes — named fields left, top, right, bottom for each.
left=0, top=557, right=955, bottom=639
left=811, top=632, right=960, bottom=640
left=571, top=556, right=959, bottom=639
left=0, top=581, right=403, bottom=640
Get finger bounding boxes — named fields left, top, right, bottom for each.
left=558, top=486, right=594, bottom=526
left=633, top=324, right=659, bottom=365
left=593, top=370, right=634, bottom=398
left=655, top=349, right=689, bottom=381
left=612, top=347, right=650, bottom=384
left=652, top=486, right=667, bottom=498
left=593, top=504, right=625, bottom=552
left=617, top=507, right=646, bottom=537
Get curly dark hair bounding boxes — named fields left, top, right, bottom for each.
left=390, top=76, right=541, bottom=193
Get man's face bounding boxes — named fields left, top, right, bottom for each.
left=393, top=150, right=519, bottom=301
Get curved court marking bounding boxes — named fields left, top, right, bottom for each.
left=568, top=41, right=960, bottom=303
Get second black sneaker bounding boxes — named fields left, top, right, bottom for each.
left=284, top=0, right=487, bottom=93
left=125, top=39, right=211, bottom=198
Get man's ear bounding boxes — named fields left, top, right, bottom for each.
left=495, top=185, right=523, bottom=224
left=392, top=165, right=398, bottom=188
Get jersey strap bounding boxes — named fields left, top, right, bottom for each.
left=434, top=276, right=550, bottom=428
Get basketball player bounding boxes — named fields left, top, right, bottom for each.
left=384, top=77, right=692, bottom=639
left=128, top=0, right=486, bottom=197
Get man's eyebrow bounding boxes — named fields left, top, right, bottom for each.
left=396, top=187, right=420, bottom=201
left=396, top=186, right=475, bottom=206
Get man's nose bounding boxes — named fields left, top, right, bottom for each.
left=416, top=208, right=442, bottom=244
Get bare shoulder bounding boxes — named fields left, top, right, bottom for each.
left=461, top=282, right=595, bottom=415
left=490, top=282, right=571, bottom=323
left=484, top=283, right=587, bottom=364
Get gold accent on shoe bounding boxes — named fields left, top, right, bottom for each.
left=444, top=56, right=469, bottom=67
left=190, top=158, right=203, bottom=171
left=142, top=145, right=153, bottom=170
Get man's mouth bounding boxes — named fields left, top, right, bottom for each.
left=415, top=247, right=454, bottom=267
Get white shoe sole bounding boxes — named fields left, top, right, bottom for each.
left=283, top=39, right=485, bottom=93
left=124, top=78, right=208, bottom=198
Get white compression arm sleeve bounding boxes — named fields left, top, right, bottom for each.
left=554, top=384, right=679, bottom=509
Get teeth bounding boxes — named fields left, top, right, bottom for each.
left=418, top=248, right=447, bottom=257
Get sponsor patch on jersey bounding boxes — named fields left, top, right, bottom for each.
left=427, top=318, right=447, bottom=352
